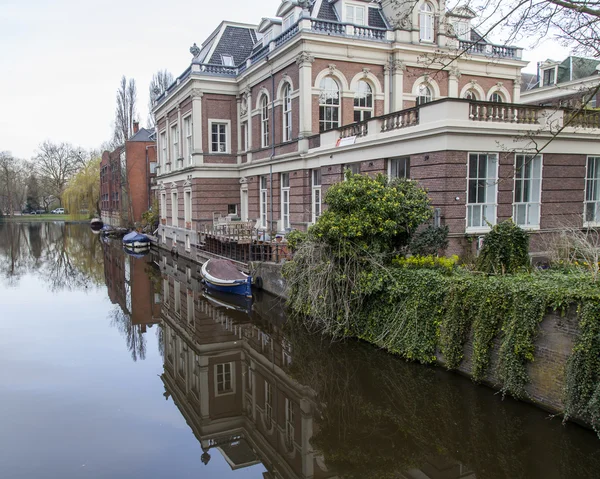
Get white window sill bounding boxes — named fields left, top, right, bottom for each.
left=516, top=225, right=540, bottom=231
left=466, top=227, right=492, bottom=235
left=584, top=222, right=600, bottom=228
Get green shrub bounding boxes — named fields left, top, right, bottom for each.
left=309, top=172, right=433, bottom=253
left=285, top=229, right=307, bottom=252
left=392, top=254, right=458, bottom=273
left=476, top=220, right=530, bottom=274
left=409, top=225, right=449, bottom=256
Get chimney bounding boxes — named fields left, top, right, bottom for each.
left=133, top=121, right=139, bottom=134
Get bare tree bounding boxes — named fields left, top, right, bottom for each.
left=0, top=152, right=23, bottom=215
left=33, top=141, right=81, bottom=207
left=147, top=69, right=173, bottom=128
left=113, top=76, right=138, bottom=146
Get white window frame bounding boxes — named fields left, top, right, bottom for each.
left=513, top=154, right=542, bottom=229
left=209, top=119, right=231, bottom=154
left=171, top=123, right=179, bottom=161
left=184, top=189, right=192, bottom=227
left=221, top=54, right=234, bottom=66
left=345, top=3, right=366, bottom=25
left=161, top=192, right=167, bottom=220
left=419, top=2, right=434, bottom=42
left=264, top=382, right=273, bottom=429
left=283, top=84, right=292, bottom=142
left=464, top=89, right=478, bottom=100
left=215, top=362, right=235, bottom=396
left=319, top=77, right=340, bottom=132
left=452, top=20, right=469, bottom=40
left=171, top=190, right=178, bottom=228
left=542, top=68, right=556, bottom=86
left=388, top=157, right=410, bottom=179
left=281, top=172, right=290, bottom=230
left=466, top=152, right=498, bottom=233
left=285, top=398, right=295, bottom=449
left=260, top=175, right=268, bottom=229
left=160, top=130, right=167, bottom=166
left=416, top=83, right=433, bottom=105
left=263, top=30, right=273, bottom=47
left=283, top=12, right=295, bottom=31
left=585, top=156, right=600, bottom=226
left=183, top=115, right=193, bottom=165
left=354, top=80, right=373, bottom=123
left=242, top=121, right=248, bottom=151
left=343, top=163, right=360, bottom=177
left=489, top=92, right=504, bottom=103
left=311, top=169, right=321, bottom=224
left=261, top=95, right=270, bottom=148
left=163, top=278, right=169, bottom=305
left=174, top=280, right=181, bottom=316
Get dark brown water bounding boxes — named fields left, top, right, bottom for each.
left=0, top=222, right=599, bottom=478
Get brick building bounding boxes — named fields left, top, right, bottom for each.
left=153, top=0, right=600, bottom=256
left=100, top=123, right=157, bottom=227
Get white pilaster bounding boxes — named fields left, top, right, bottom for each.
left=191, top=89, right=203, bottom=165
left=296, top=52, right=315, bottom=138
left=392, top=60, right=405, bottom=111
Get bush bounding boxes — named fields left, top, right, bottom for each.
left=142, top=199, right=159, bottom=229
left=309, top=172, right=433, bottom=254
left=392, top=254, right=458, bottom=273
left=476, top=220, right=530, bottom=274
left=285, top=229, right=307, bottom=252
left=409, top=225, right=449, bottom=256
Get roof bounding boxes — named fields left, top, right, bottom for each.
left=368, top=7, right=387, bottom=29
left=314, top=1, right=338, bottom=21
left=128, top=128, right=154, bottom=142
left=521, top=73, right=538, bottom=91
left=208, top=25, right=258, bottom=66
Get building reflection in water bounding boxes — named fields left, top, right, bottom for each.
left=102, top=239, right=161, bottom=361
left=155, top=251, right=481, bottom=479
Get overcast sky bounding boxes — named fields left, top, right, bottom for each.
left=0, top=0, right=569, bottom=160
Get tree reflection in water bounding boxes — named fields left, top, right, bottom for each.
left=0, top=221, right=104, bottom=289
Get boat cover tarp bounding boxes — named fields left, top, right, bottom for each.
left=204, top=259, right=247, bottom=281
left=123, top=232, right=150, bottom=244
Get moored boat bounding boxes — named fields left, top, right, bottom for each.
left=201, top=259, right=252, bottom=297
left=122, top=231, right=151, bottom=250
left=90, top=218, right=104, bottom=230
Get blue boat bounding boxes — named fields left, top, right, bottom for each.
left=201, top=259, right=252, bottom=298
left=123, top=231, right=151, bottom=250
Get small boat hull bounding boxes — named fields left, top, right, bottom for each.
left=201, top=259, right=252, bottom=298
left=123, top=231, right=151, bottom=250
left=90, top=218, right=104, bottom=230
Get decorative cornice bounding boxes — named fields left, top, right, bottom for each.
left=170, top=182, right=178, bottom=190
left=295, top=52, right=315, bottom=67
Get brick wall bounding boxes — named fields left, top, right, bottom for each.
left=125, top=140, right=156, bottom=223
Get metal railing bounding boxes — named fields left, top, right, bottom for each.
left=197, top=223, right=292, bottom=264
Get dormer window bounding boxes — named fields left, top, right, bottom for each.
left=346, top=4, right=366, bottom=25
left=542, top=68, right=555, bottom=86
left=452, top=20, right=470, bottom=40
left=263, top=31, right=273, bottom=47
left=283, top=12, right=295, bottom=31
left=221, top=54, right=234, bottom=67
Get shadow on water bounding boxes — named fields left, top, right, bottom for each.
left=152, top=250, right=600, bottom=479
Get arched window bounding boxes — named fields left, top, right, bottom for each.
left=416, top=83, right=433, bottom=105
left=464, top=89, right=477, bottom=100
left=419, top=2, right=434, bottom=42
left=282, top=84, right=292, bottom=142
left=490, top=92, right=504, bottom=103
left=261, top=95, right=269, bottom=148
left=319, top=77, right=340, bottom=132
left=354, top=80, right=373, bottom=122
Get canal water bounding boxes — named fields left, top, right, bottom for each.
left=1, top=222, right=599, bottom=479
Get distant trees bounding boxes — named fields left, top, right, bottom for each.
left=0, top=152, right=26, bottom=216
left=33, top=141, right=82, bottom=207
left=147, top=69, right=173, bottom=127
left=113, top=76, right=138, bottom=146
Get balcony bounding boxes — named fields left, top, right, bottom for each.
left=458, top=40, right=523, bottom=60
left=311, top=99, right=599, bottom=153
